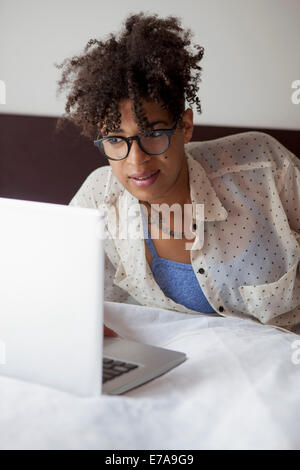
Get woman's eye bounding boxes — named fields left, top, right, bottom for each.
left=147, top=130, right=163, bottom=138
left=107, top=137, right=122, bottom=144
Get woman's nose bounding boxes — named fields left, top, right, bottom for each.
left=127, top=139, right=151, bottom=164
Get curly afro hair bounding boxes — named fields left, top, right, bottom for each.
left=55, top=11, right=204, bottom=141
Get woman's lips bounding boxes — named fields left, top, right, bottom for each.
left=130, top=169, right=160, bottom=187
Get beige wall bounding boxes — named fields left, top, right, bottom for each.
left=0, top=0, right=299, bottom=129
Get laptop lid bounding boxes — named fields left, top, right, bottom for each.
left=0, top=197, right=105, bottom=397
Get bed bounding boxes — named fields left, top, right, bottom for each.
left=0, top=114, right=299, bottom=449
left=0, top=300, right=300, bottom=450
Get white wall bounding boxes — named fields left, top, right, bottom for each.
left=0, top=0, right=299, bottom=129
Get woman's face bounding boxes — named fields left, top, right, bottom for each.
left=102, top=98, right=193, bottom=205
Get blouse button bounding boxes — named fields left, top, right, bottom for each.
left=218, top=306, right=224, bottom=312
left=193, top=223, right=197, bottom=230
left=198, top=268, right=205, bottom=274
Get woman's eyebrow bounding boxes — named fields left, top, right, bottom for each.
left=112, top=120, right=169, bottom=133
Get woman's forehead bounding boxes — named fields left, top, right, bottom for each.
left=99, top=98, right=173, bottom=134
left=119, top=98, right=172, bottom=122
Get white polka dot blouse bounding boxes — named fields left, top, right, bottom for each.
left=69, top=131, right=300, bottom=335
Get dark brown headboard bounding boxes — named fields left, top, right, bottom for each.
left=0, top=113, right=299, bottom=204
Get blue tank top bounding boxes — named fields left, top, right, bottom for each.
left=140, top=205, right=217, bottom=313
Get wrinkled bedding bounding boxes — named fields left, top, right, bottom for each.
left=0, top=301, right=300, bottom=450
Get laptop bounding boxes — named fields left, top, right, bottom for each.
left=0, top=197, right=186, bottom=397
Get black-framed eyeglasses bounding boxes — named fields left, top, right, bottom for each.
left=93, top=120, right=178, bottom=161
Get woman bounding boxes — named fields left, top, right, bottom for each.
left=56, top=12, right=300, bottom=335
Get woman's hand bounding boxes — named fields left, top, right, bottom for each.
left=104, top=325, right=118, bottom=337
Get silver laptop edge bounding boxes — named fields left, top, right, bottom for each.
left=0, top=197, right=186, bottom=397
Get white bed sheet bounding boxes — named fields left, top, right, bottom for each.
left=0, top=301, right=300, bottom=450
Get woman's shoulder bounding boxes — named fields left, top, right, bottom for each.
left=185, top=131, right=295, bottom=175
left=69, top=164, right=123, bottom=208
left=185, top=130, right=277, bottom=156
left=82, top=164, right=112, bottom=183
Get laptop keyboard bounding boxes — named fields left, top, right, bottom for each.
left=102, top=357, right=139, bottom=383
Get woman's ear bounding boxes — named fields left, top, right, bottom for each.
left=181, top=108, right=194, bottom=144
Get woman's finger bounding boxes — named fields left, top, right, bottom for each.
left=104, top=325, right=118, bottom=337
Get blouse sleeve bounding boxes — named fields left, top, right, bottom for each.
left=276, top=142, right=300, bottom=245
left=261, top=133, right=300, bottom=246
left=68, top=168, right=134, bottom=304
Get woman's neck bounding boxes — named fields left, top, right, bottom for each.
left=142, top=157, right=191, bottom=212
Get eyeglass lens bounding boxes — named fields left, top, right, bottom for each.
left=102, top=132, right=169, bottom=159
